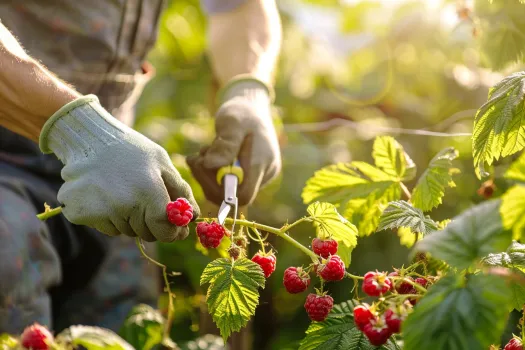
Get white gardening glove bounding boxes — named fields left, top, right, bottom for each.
left=39, top=95, right=200, bottom=242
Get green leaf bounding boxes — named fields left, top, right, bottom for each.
left=397, top=226, right=420, bottom=248
left=200, top=258, right=265, bottom=341
left=118, top=304, right=164, bottom=350
left=505, top=151, right=525, bottom=182
left=378, top=200, right=438, bottom=235
left=501, top=185, right=525, bottom=240
left=414, top=200, right=512, bottom=269
left=472, top=72, right=525, bottom=177
left=372, top=136, right=416, bottom=181
left=482, top=241, right=525, bottom=311
left=55, top=325, right=134, bottom=350
left=307, top=202, right=359, bottom=267
left=299, top=300, right=398, bottom=350
left=179, top=334, right=226, bottom=350
left=403, top=273, right=512, bottom=350
left=411, top=147, right=459, bottom=212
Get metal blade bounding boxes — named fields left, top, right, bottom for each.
left=218, top=201, right=231, bottom=225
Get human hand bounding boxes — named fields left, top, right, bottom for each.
left=39, top=95, right=200, bottom=242
left=187, top=78, right=281, bottom=206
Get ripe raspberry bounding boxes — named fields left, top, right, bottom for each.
left=283, top=267, right=310, bottom=294
left=504, top=337, right=524, bottom=350
left=196, top=221, right=226, bottom=248
left=388, top=272, right=415, bottom=294
left=353, top=304, right=374, bottom=331
left=304, top=293, right=334, bottom=322
left=317, top=255, right=345, bottom=281
left=21, top=323, right=54, bottom=350
left=312, top=238, right=338, bottom=258
left=363, top=316, right=393, bottom=346
left=252, top=251, right=276, bottom=278
left=415, top=277, right=428, bottom=288
left=166, top=198, right=193, bottom=226
left=362, top=271, right=392, bottom=296
left=384, top=308, right=406, bottom=334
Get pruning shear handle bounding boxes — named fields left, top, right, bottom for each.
left=217, top=160, right=244, bottom=226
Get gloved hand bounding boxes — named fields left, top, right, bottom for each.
left=39, top=95, right=200, bottom=242
left=186, top=76, right=281, bottom=206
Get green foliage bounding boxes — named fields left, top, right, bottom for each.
left=55, top=326, right=134, bottom=350
left=0, top=334, right=18, bottom=349
left=501, top=185, right=525, bottom=240
left=307, top=202, right=358, bottom=267
left=200, top=258, right=266, bottom=342
left=377, top=200, right=438, bottom=236
left=298, top=300, right=399, bottom=350
left=472, top=72, right=525, bottom=177
left=505, top=151, right=525, bottom=182
left=403, top=273, right=512, bottom=350
left=372, top=136, right=416, bottom=181
left=118, top=304, right=164, bottom=350
left=179, top=334, right=227, bottom=350
left=411, top=148, right=459, bottom=212
left=415, top=200, right=512, bottom=269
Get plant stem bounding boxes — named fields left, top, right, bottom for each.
left=400, top=182, right=412, bottom=200
left=36, top=206, right=63, bottom=220
left=251, top=227, right=266, bottom=254
left=345, top=272, right=364, bottom=280
left=281, top=217, right=311, bottom=233
left=391, top=276, right=427, bottom=293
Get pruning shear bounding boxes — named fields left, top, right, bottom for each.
left=216, top=159, right=244, bottom=231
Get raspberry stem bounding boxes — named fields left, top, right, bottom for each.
left=36, top=204, right=63, bottom=221
left=250, top=227, right=267, bottom=254
left=390, top=276, right=427, bottom=293
left=345, top=272, right=365, bottom=280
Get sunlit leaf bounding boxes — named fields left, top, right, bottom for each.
left=56, top=325, right=134, bottom=350
left=500, top=185, right=525, bottom=240
left=505, top=151, right=525, bottom=182
left=372, top=136, right=416, bottom=181
left=378, top=200, right=438, bottom=235
left=119, top=304, right=164, bottom=350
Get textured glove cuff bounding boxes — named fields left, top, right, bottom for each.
left=39, top=94, right=125, bottom=163
left=218, top=75, right=275, bottom=106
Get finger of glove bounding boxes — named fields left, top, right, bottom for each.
left=162, top=166, right=201, bottom=221
left=111, top=218, right=137, bottom=238
left=186, top=156, right=223, bottom=206
left=93, top=220, right=121, bottom=237
left=129, top=210, right=156, bottom=242
left=58, top=179, right=108, bottom=227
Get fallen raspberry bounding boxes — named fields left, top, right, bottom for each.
left=362, top=271, right=392, bottom=297
left=388, top=272, right=415, bottom=294
left=363, top=315, right=392, bottom=346
left=252, top=251, right=276, bottom=278
left=196, top=221, right=226, bottom=248
left=317, top=255, right=345, bottom=281
left=353, top=304, right=374, bottom=331
left=166, top=198, right=193, bottom=226
left=21, top=323, right=54, bottom=350
left=384, top=308, right=407, bottom=334
left=304, top=293, right=334, bottom=322
left=283, top=267, right=310, bottom=294
left=312, top=238, right=338, bottom=258
left=504, top=337, right=524, bottom=350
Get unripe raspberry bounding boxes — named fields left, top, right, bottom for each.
left=196, top=221, right=226, bottom=248
left=317, top=255, right=345, bottom=281
left=166, top=198, right=193, bottom=226
left=304, top=293, right=334, bottom=322
left=362, top=271, right=392, bottom=296
left=283, top=267, right=310, bottom=294
left=252, top=251, right=276, bottom=278
left=21, top=323, right=54, bottom=350
left=228, top=245, right=242, bottom=260
left=353, top=304, right=374, bottom=331
left=312, top=238, right=338, bottom=258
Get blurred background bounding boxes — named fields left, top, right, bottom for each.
left=132, top=0, right=525, bottom=348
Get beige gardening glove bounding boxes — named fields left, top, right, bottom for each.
left=187, top=77, right=281, bottom=206
left=39, top=95, right=200, bottom=242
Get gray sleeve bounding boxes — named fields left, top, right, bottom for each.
left=200, top=0, right=250, bottom=14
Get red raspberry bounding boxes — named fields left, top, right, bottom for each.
left=388, top=272, right=415, bottom=294
left=283, top=267, right=310, bottom=294
left=353, top=304, right=374, bottom=331
left=312, top=238, right=338, bottom=258
left=196, top=221, right=226, bottom=248
left=21, top=323, right=54, bottom=350
left=362, top=271, right=392, bottom=296
left=252, top=251, right=276, bottom=278
left=504, top=338, right=524, bottom=350
left=384, top=308, right=406, bottom=334
left=166, top=198, right=193, bottom=226
left=304, top=293, right=334, bottom=322
left=317, top=255, right=345, bottom=281
left=415, top=277, right=428, bottom=288
left=363, top=316, right=393, bottom=346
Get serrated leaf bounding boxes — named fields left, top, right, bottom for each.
left=119, top=304, right=164, bottom=350
left=55, top=325, right=134, bottom=350
left=505, top=151, right=525, bottom=182
left=378, top=200, right=438, bottom=235
left=411, top=147, right=459, bottom=212
left=403, top=273, right=512, bottom=350
left=307, top=202, right=358, bottom=267
left=200, top=258, right=265, bottom=341
left=299, top=300, right=398, bottom=350
left=414, top=200, right=512, bottom=269
left=501, top=185, right=525, bottom=240
left=472, top=71, right=525, bottom=177
left=372, top=136, right=417, bottom=181
left=397, top=226, right=420, bottom=248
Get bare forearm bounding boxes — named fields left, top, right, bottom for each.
left=206, top=0, right=282, bottom=87
left=0, top=23, right=80, bottom=142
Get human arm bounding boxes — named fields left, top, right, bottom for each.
left=187, top=0, right=283, bottom=205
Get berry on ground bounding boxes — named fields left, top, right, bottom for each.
left=196, top=221, right=226, bottom=248
left=363, top=316, right=393, bottom=346
left=388, top=272, right=415, bottom=294
left=283, top=267, right=311, bottom=294
left=166, top=198, right=194, bottom=226
left=363, top=271, right=392, bottom=297
left=317, top=255, right=346, bottom=281
left=312, top=238, right=338, bottom=258
left=21, top=323, right=54, bottom=350
left=353, top=304, right=374, bottom=331
left=504, top=337, right=524, bottom=350
left=252, top=251, right=277, bottom=278
left=304, top=293, right=334, bottom=322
